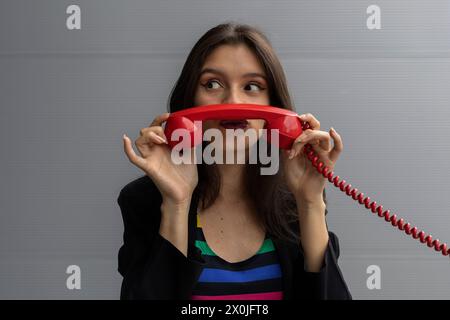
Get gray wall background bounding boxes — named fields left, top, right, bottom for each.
left=1, top=0, right=449, bottom=299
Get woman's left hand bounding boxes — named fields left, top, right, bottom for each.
left=282, top=113, right=343, bottom=205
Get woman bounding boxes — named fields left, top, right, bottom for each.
left=119, top=22, right=352, bottom=300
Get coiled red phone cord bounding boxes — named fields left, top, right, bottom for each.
left=300, top=121, right=450, bottom=258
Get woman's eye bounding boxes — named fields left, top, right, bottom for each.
left=202, top=80, right=265, bottom=92
left=245, top=83, right=264, bottom=92
left=204, top=80, right=221, bottom=90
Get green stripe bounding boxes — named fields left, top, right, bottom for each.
left=194, top=238, right=275, bottom=256
left=195, top=240, right=216, bottom=255
left=257, top=239, right=275, bottom=254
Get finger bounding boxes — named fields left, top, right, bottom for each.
left=123, top=134, right=147, bottom=170
left=150, top=112, right=171, bottom=127
left=287, top=129, right=313, bottom=159
left=135, top=132, right=167, bottom=157
left=297, top=130, right=330, bottom=150
left=299, top=113, right=320, bottom=130
left=139, top=127, right=168, bottom=144
left=329, top=127, right=343, bottom=163
left=150, top=126, right=169, bottom=143
left=290, top=130, right=331, bottom=159
left=149, top=131, right=168, bottom=144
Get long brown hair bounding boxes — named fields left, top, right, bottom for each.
left=166, top=22, right=327, bottom=243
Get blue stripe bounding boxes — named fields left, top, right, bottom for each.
left=198, top=264, right=282, bottom=283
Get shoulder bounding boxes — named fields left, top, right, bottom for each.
left=117, top=175, right=163, bottom=225
left=118, top=175, right=161, bottom=204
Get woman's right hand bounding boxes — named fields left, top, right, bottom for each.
left=122, top=112, right=198, bottom=205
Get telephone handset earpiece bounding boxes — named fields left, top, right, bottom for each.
left=164, top=103, right=450, bottom=259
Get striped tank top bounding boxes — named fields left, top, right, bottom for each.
left=190, top=213, right=284, bottom=300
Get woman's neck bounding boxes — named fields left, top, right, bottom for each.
left=216, top=163, right=248, bottom=203
left=199, top=163, right=262, bottom=231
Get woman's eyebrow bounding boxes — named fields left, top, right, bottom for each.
left=199, top=67, right=267, bottom=81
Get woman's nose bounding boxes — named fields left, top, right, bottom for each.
left=222, top=89, right=244, bottom=105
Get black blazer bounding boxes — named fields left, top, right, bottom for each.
left=117, top=176, right=352, bottom=300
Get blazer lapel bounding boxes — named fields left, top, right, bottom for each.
left=272, top=237, right=298, bottom=300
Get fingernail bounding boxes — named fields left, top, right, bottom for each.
left=330, top=127, right=335, bottom=133
left=157, top=136, right=167, bottom=144
left=123, top=134, right=127, bottom=139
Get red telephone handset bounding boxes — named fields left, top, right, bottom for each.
left=164, top=103, right=450, bottom=259
left=164, top=103, right=303, bottom=150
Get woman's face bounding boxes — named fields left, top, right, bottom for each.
left=193, top=44, right=270, bottom=156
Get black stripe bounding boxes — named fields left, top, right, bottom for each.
left=199, top=251, right=281, bottom=271
left=191, top=277, right=283, bottom=296
left=195, top=228, right=206, bottom=241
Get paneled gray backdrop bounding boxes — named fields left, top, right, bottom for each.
left=1, top=0, right=449, bottom=299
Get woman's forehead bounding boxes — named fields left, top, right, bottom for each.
left=202, top=45, right=266, bottom=76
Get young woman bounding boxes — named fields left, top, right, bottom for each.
left=119, top=22, right=352, bottom=300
